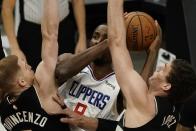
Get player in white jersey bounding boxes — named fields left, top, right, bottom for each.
left=56, top=22, right=160, bottom=131
left=57, top=25, right=121, bottom=131
left=59, top=65, right=119, bottom=119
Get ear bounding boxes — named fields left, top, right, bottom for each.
left=17, top=78, right=27, bottom=88
left=162, top=83, right=171, bottom=91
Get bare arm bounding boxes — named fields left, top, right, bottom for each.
left=72, top=0, right=87, bottom=53
left=108, top=0, right=148, bottom=108
left=176, top=124, right=192, bottom=131
left=1, top=0, right=26, bottom=61
left=52, top=95, right=98, bottom=131
left=0, top=32, right=5, bottom=101
left=35, top=0, right=59, bottom=95
left=59, top=108, right=98, bottom=131
left=141, top=21, right=162, bottom=82
left=55, top=40, right=108, bottom=86
left=0, top=32, right=5, bottom=59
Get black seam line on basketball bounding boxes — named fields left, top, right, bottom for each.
left=127, top=13, right=138, bottom=50
left=139, top=14, right=156, bottom=40
left=137, top=12, right=143, bottom=50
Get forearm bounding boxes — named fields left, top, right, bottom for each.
left=72, top=0, right=86, bottom=40
left=141, top=50, right=158, bottom=82
left=107, top=0, right=134, bottom=68
left=78, top=116, right=98, bottom=131
left=56, top=40, right=108, bottom=85
left=1, top=0, right=19, bottom=50
left=0, top=32, right=5, bottom=59
left=108, top=0, right=125, bottom=47
left=41, top=0, right=59, bottom=63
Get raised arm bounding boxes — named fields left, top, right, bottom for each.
left=1, top=0, right=26, bottom=61
left=141, top=21, right=162, bottom=82
left=0, top=31, right=5, bottom=59
left=41, top=0, right=59, bottom=66
left=35, top=0, right=59, bottom=95
left=55, top=39, right=108, bottom=86
left=0, top=32, right=5, bottom=101
left=108, top=0, right=149, bottom=108
left=72, top=0, right=87, bottom=53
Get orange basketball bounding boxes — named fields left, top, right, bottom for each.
left=125, top=11, right=157, bottom=51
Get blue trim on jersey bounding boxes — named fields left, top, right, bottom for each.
left=86, top=65, right=115, bottom=81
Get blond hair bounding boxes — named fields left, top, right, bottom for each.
left=0, top=55, right=20, bottom=100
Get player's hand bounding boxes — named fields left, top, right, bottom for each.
left=148, top=20, right=162, bottom=54
left=124, top=12, right=131, bottom=21
left=52, top=94, right=83, bottom=126
left=11, top=48, right=27, bottom=63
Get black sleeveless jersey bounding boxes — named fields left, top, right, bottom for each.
left=0, top=87, right=70, bottom=131
left=179, top=92, right=196, bottom=129
left=118, top=97, right=180, bottom=131
left=97, top=96, right=181, bottom=131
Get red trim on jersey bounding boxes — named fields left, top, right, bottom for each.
left=74, top=102, right=87, bottom=115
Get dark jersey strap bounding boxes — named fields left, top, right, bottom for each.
left=97, top=118, right=118, bottom=131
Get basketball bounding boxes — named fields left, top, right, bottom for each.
left=125, top=11, right=157, bottom=51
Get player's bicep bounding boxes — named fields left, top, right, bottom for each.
left=35, top=62, right=56, bottom=96
left=120, top=70, right=149, bottom=106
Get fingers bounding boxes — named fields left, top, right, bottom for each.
left=60, top=117, right=69, bottom=123
left=124, top=12, right=128, bottom=17
left=124, top=12, right=130, bottom=20
left=60, top=117, right=77, bottom=126
left=155, top=20, right=162, bottom=40
left=60, top=110, right=81, bottom=126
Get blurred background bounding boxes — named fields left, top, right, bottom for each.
left=0, top=0, right=196, bottom=130
left=0, top=0, right=195, bottom=70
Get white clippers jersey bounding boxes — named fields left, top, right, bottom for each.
left=59, top=66, right=120, bottom=120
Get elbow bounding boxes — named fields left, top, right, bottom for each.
left=55, top=63, right=70, bottom=86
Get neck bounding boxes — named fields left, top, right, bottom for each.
left=90, top=63, right=113, bottom=80
left=148, top=86, right=168, bottom=97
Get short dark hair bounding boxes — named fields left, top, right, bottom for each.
left=166, top=59, right=196, bottom=103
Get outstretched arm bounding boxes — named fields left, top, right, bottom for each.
left=1, top=0, right=26, bottom=62
left=141, top=21, right=162, bottom=82
left=55, top=40, right=108, bottom=86
left=108, top=0, right=149, bottom=109
left=72, top=0, right=87, bottom=54
left=35, top=0, right=59, bottom=95
left=0, top=32, right=5, bottom=101
left=0, top=31, right=5, bottom=59
left=52, top=94, right=117, bottom=131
